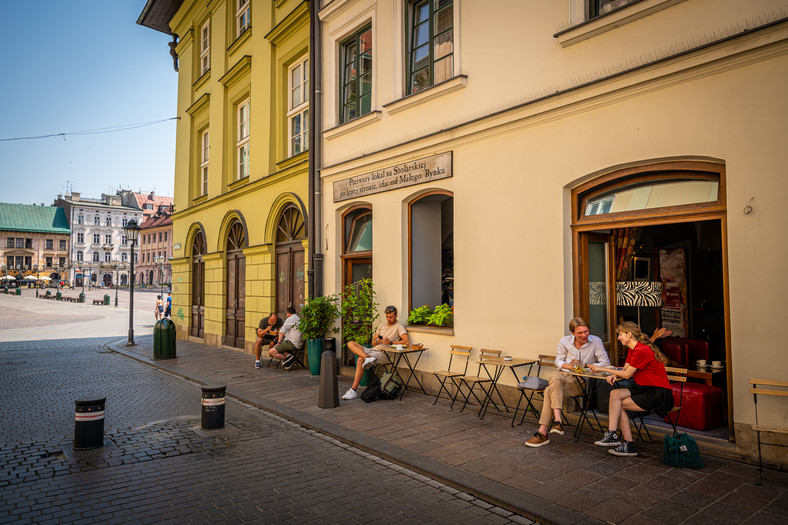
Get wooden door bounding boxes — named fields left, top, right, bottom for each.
left=275, top=205, right=306, bottom=317
left=224, top=221, right=246, bottom=348
left=191, top=231, right=206, bottom=338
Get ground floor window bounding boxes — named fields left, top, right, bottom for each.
left=409, top=192, right=453, bottom=322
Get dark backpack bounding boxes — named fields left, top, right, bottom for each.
left=360, top=375, right=381, bottom=403
left=378, top=372, right=402, bottom=400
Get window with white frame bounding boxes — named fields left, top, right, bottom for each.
left=77, top=233, right=84, bottom=243
left=94, top=216, right=100, bottom=226
left=340, top=25, right=373, bottom=124
left=236, top=99, right=250, bottom=180
left=408, top=0, right=454, bottom=94
left=77, top=251, right=83, bottom=261
left=104, top=252, right=111, bottom=262
left=59, top=240, right=66, bottom=250
left=122, top=235, right=127, bottom=245
left=200, top=19, right=210, bottom=75
left=122, top=252, right=128, bottom=262
left=122, top=218, right=128, bottom=227
left=92, top=252, right=99, bottom=262
left=105, top=217, right=111, bottom=226
left=93, top=234, right=100, bottom=244
left=201, top=129, right=209, bottom=195
left=105, top=234, right=112, bottom=244
left=288, top=57, right=309, bottom=156
left=236, top=0, right=250, bottom=38
left=78, top=215, right=84, bottom=225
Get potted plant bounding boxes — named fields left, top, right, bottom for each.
left=340, top=278, right=379, bottom=384
left=298, top=294, right=340, bottom=376
left=407, top=305, right=433, bottom=325
left=407, top=303, right=453, bottom=327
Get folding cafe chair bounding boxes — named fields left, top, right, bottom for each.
left=431, top=345, right=472, bottom=407
left=630, top=366, right=686, bottom=445
left=457, top=349, right=502, bottom=414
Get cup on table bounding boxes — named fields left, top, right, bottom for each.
left=395, top=344, right=403, bottom=350
left=697, top=359, right=707, bottom=367
left=712, top=360, right=722, bottom=368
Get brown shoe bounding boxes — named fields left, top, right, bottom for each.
left=525, top=431, right=550, bottom=448
left=549, top=422, right=564, bottom=435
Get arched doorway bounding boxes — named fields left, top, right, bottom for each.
left=103, top=274, right=112, bottom=286
left=121, top=274, right=128, bottom=286
left=224, top=220, right=247, bottom=348
left=275, top=204, right=306, bottom=318
left=191, top=229, right=207, bottom=338
left=149, top=270, right=154, bottom=284
left=571, top=160, right=732, bottom=437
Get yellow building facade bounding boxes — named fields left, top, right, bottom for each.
left=141, top=0, right=311, bottom=352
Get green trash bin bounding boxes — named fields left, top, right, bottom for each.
left=78, top=293, right=85, bottom=303
left=56, top=291, right=62, bottom=300
left=154, top=318, right=177, bottom=359
left=45, top=290, right=51, bottom=296
left=103, top=294, right=110, bottom=305
left=15, top=288, right=21, bottom=296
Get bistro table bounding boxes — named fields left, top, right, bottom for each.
left=562, top=367, right=613, bottom=440
left=476, top=357, right=537, bottom=419
left=380, top=345, right=428, bottom=400
left=687, top=366, right=724, bottom=386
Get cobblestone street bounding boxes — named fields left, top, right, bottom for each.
left=0, top=336, right=530, bottom=524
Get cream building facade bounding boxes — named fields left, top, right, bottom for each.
left=140, top=0, right=312, bottom=352
left=317, top=0, right=788, bottom=464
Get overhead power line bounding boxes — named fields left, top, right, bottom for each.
left=0, top=117, right=179, bottom=142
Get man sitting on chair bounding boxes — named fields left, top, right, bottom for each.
left=254, top=313, right=283, bottom=369
left=525, top=317, right=611, bottom=448
left=268, top=306, right=303, bottom=370
left=341, top=305, right=409, bottom=400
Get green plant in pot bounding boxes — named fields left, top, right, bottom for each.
left=407, top=305, right=433, bottom=325
left=298, top=294, right=340, bottom=376
left=427, top=303, right=453, bottom=327
left=340, top=278, right=379, bottom=346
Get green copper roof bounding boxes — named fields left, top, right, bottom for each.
left=0, top=203, right=71, bottom=235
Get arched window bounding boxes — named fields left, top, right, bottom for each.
left=76, top=251, right=83, bottom=261
left=342, top=206, right=372, bottom=288
left=92, top=252, right=99, bottom=262
left=409, top=192, right=453, bottom=321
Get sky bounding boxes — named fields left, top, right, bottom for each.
left=0, top=1, right=178, bottom=206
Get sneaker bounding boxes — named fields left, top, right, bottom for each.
left=342, top=388, right=358, bottom=400
left=525, top=431, right=550, bottom=448
left=283, top=354, right=296, bottom=370
left=550, top=422, right=564, bottom=435
left=254, top=360, right=261, bottom=369
left=594, top=430, right=621, bottom=447
left=362, top=356, right=377, bottom=370
left=609, top=441, right=638, bottom=457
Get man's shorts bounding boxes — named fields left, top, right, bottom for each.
left=275, top=340, right=298, bottom=355
left=365, top=345, right=390, bottom=364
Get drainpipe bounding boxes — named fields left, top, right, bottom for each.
left=308, top=0, right=323, bottom=299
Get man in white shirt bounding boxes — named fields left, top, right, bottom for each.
left=525, top=317, right=610, bottom=447
left=268, top=306, right=303, bottom=370
left=342, top=305, right=409, bottom=400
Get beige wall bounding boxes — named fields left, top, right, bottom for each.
left=319, top=0, right=788, bottom=461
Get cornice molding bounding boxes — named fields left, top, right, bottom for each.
left=219, top=55, right=252, bottom=88
left=265, top=1, right=310, bottom=45
left=186, top=92, right=210, bottom=117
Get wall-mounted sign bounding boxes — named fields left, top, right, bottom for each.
left=173, top=242, right=182, bottom=250
left=333, top=152, right=452, bottom=202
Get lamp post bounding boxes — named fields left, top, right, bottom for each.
left=111, top=260, right=120, bottom=308
left=124, top=219, right=141, bottom=346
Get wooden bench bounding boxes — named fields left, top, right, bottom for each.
left=92, top=299, right=104, bottom=305
left=62, top=296, right=79, bottom=303
left=750, top=379, right=788, bottom=483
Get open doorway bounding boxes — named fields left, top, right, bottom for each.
left=572, top=161, right=732, bottom=440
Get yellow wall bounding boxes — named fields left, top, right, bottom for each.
left=168, top=0, right=311, bottom=353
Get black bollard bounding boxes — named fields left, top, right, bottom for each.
left=201, top=386, right=226, bottom=429
left=318, top=343, right=339, bottom=408
left=74, top=398, right=106, bottom=450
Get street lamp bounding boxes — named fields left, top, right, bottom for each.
left=124, top=219, right=141, bottom=346
left=111, top=259, right=121, bottom=308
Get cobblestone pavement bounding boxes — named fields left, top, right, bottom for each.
left=0, top=338, right=532, bottom=524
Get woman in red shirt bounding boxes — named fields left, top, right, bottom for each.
left=589, top=321, right=674, bottom=457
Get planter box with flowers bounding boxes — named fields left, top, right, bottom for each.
left=407, top=303, right=453, bottom=327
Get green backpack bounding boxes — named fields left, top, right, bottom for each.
left=663, top=432, right=704, bottom=469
